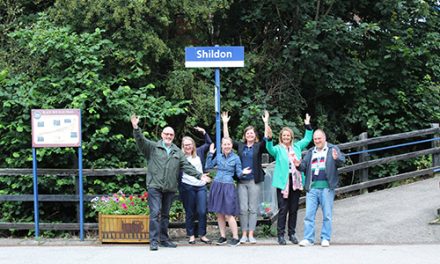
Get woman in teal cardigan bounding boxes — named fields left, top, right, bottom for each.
left=265, top=112, right=313, bottom=245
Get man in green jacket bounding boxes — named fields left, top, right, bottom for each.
left=131, top=114, right=209, bottom=251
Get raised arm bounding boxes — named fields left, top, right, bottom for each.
left=131, top=114, right=155, bottom=158
left=221, top=111, right=230, bottom=138
left=295, top=113, right=313, bottom=150
left=262, top=110, right=271, bottom=138
left=131, top=114, right=140, bottom=129
left=195, top=126, right=212, bottom=155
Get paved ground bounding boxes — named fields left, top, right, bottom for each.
left=0, top=244, right=439, bottom=264
left=0, top=176, right=439, bottom=264
left=295, top=175, right=440, bottom=244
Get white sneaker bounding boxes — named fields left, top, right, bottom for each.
left=299, top=239, right=313, bottom=247
left=239, top=237, right=248, bottom=243
left=248, top=237, right=257, bottom=244
left=321, top=240, right=330, bottom=247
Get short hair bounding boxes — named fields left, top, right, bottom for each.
left=162, top=126, right=175, bottom=134
left=313, top=129, right=326, bottom=140
left=278, top=127, right=294, bottom=145
left=181, top=136, right=197, bottom=158
left=242, top=126, right=259, bottom=143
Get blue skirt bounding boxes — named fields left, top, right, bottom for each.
left=208, top=181, right=239, bottom=216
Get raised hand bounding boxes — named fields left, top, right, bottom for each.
left=304, top=113, right=311, bottom=125
left=131, top=114, right=140, bottom=129
left=194, top=126, right=206, bottom=135
left=221, top=111, right=230, bottom=123
left=261, top=110, right=270, bottom=124
left=332, top=148, right=339, bottom=160
left=209, top=143, right=216, bottom=154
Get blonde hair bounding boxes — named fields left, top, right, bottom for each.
left=242, top=126, right=259, bottom=143
left=181, top=136, right=197, bottom=158
left=222, top=137, right=233, bottom=145
left=278, top=127, right=294, bottom=145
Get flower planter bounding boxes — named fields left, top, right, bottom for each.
left=99, top=214, right=149, bottom=243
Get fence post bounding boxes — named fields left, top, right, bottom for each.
left=432, top=123, right=440, bottom=175
left=359, top=132, right=369, bottom=194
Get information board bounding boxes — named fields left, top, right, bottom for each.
left=31, top=109, right=81, bottom=147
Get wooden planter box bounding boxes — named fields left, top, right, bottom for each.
left=99, top=214, right=149, bottom=243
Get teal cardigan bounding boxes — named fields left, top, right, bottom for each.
left=266, top=128, right=313, bottom=190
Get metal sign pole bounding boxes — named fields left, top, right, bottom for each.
left=215, top=68, right=221, bottom=159
left=78, top=146, right=84, bottom=241
left=32, top=148, right=39, bottom=238
left=78, top=109, right=84, bottom=241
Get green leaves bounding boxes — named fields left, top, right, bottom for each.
left=0, top=0, right=439, bottom=231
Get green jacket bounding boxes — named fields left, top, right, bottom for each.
left=134, top=128, right=201, bottom=192
left=266, top=129, right=313, bottom=190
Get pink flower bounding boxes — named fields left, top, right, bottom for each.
left=121, top=203, right=128, bottom=210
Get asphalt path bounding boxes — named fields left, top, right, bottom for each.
left=295, top=175, right=440, bottom=244
left=0, top=244, right=439, bottom=264
left=0, top=176, right=439, bottom=264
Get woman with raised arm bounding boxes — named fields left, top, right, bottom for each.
left=205, top=138, right=252, bottom=247
left=265, top=112, right=313, bottom=245
left=221, top=111, right=270, bottom=244
left=193, top=126, right=213, bottom=171
left=180, top=126, right=213, bottom=245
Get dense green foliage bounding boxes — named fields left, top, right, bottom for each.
left=0, top=0, right=439, bottom=236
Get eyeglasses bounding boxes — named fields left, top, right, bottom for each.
left=162, top=133, right=174, bottom=136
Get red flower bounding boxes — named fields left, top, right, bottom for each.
left=129, top=195, right=133, bottom=201
left=121, top=203, right=128, bottom=210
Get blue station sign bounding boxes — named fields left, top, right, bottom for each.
left=185, top=46, right=244, bottom=68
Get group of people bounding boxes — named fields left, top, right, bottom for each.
left=131, top=111, right=345, bottom=251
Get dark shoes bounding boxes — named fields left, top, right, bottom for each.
left=289, top=234, right=299, bottom=244
left=228, top=238, right=241, bottom=247
left=160, top=240, right=177, bottom=248
left=216, top=237, right=227, bottom=245
left=150, top=241, right=159, bottom=251
left=200, top=238, right=212, bottom=244
left=277, top=236, right=287, bottom=245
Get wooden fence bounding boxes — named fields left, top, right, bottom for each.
left=0, top=124, right=439, bottom=231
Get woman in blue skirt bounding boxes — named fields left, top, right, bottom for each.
left=205, top=137, right=251, bottom=247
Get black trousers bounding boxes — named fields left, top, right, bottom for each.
left=276, top=185, right=301, bottom=237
